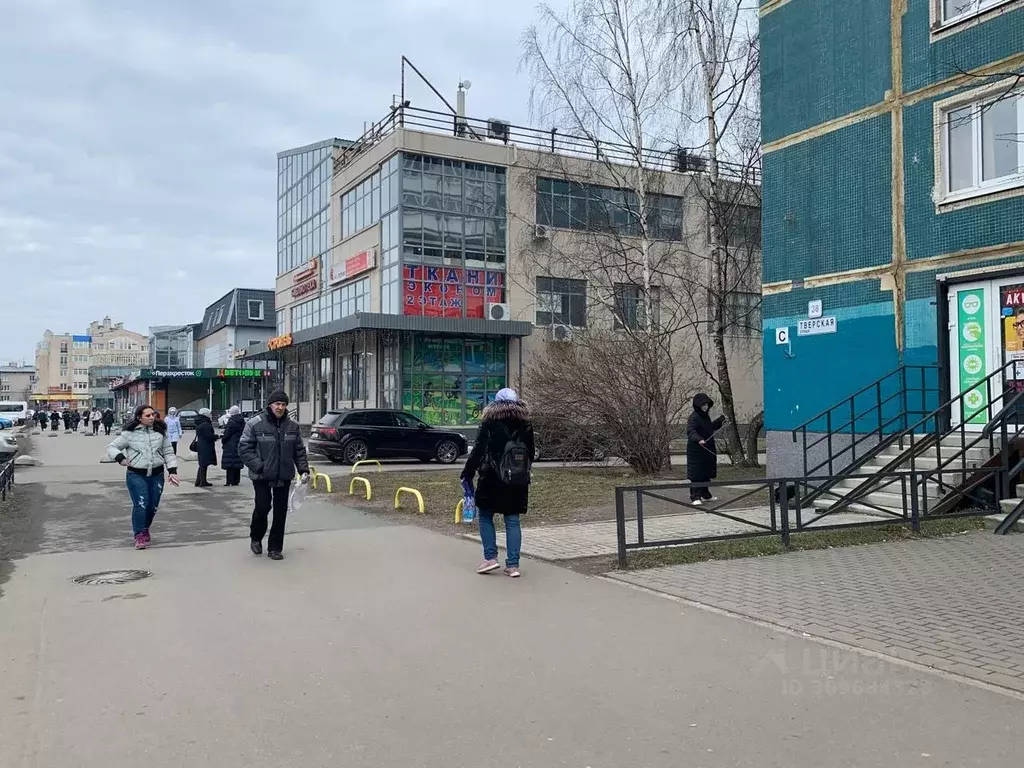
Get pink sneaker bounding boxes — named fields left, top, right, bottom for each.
left=477, top=559, right=500, bottom=574
left=504, top=567, right=521, bottom=578
left=134, top=534, right=147, bottom=550
left=142, top=529, right=152, bottom=544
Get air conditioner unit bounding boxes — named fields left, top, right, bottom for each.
left=533, top=224, right=549, bottom=240
left=487, top=302, right=510, bottom=321
left=487, top=118, right=511, bottom=143
left=550, top=324, right=573, bottom=342
left=674, top=148, right=707, bottom=173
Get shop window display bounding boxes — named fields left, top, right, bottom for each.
left=401, top=336, right=507, bottom=425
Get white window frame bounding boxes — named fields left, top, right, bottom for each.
left=935, top=79, right=1024, bottom=208
left=931, top=0, right=1021, bottom=33
left=247, top=299, right=265, bottom=321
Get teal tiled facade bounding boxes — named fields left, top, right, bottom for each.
left=761, top=0, right=1024, bottom=475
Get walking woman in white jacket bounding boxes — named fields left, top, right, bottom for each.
left=107, top=404, right=179, bottom=549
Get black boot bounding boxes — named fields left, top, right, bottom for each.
left=268, top=551, right=283, bottom=561
left=250, top=540, right=263, bottom=556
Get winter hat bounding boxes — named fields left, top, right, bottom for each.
left=267, top=390, right=290, bottom=406
left=198, top=407, right=212, bottom=416
left=494, top=388, right=519, bottom=403
left=228, top=405, right=241, bottom=416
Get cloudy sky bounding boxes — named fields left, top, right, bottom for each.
left=0, top=0, right=554, bottom=364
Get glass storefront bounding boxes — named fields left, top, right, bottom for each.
left=278, top=143, right=333, bottom=276
left=401, top=335, right=507, bottom=425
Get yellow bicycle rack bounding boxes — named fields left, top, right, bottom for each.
left=394, top=487, right=425, bottom=514
left=349, top=476, right=371, bottom=500
left=351, top=459, right=383, bottom=474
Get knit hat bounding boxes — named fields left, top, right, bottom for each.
left=494, top=388, right=519, bottom=403
left=267, top=390, right=290, bottom=406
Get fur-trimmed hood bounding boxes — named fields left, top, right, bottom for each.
left=482, top=400, right=530, bottom=423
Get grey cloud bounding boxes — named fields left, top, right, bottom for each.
left=0, top=0, right=547, bottom=363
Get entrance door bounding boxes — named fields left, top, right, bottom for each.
left=948, top=276, right=1024, bottom=429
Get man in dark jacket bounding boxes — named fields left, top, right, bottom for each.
left=102, top=408, right=115, bottom=435
left=686, top=392, right=726, bottom=505
left=238, top=390, right=309, bottom=560
left=460, top=388, right=534, bottom=578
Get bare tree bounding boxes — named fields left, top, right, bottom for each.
left=520, top=0, right=764, bottom=470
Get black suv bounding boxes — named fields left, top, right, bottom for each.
left=309, top=409, right=468, bottom=465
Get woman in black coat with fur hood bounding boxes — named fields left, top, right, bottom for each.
left=461, top=388, right=535, bottom=578
left=220, top=406, right=246, bottom=486
left=686, top=392, right=726, bottom=505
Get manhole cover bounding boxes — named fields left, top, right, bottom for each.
left=72, top=569, right=152, bottom=585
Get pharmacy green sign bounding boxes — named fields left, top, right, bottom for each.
left=957, top=288, right=988, bottom=424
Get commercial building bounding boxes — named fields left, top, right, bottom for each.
left=0, top=363, right=35, bottom=402
left=150, top=324, right=201, bottom=369
left=110, top=367, right=276, bottom=416
left=759, top=0, right=1024, bottom=476
left=196, top=288, right=277, bottom=367
left=253, top=93, right=762, bottom=428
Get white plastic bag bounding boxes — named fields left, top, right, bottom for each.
left=289, top=478, right=309, bottom=512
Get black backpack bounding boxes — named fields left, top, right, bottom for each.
left=488, top=423, right=531, bottom=487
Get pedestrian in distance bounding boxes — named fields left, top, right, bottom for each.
left=90, top=407, right=102, bottom=435
left=62, top=410, right=72, bottom=432
left=106, top=404, right=179, bottom=549
left=191, top=408, right=217, bottom=488
left=49, top=410, right=60, bottom=431
left=164, top=407, right=183, bottom=454
left=36, top=410, right=48, bottom=430
left=102, top=408, right=115, bottom=436
left=460, top=387, right=534, bottom=578
left=686, top=392, right=726, bottom=505
left=220, top=405, right=245, bottom=486
left=238, top=390, right=309, bottom=561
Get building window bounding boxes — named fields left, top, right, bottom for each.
left=276, top=310, right=286, bottom=336
left=536, top=178, right=684, bottom=241
left=711, top=202, right=761, bottom=250
left=535, top=277, right=587, bottom=327
left=939, top=0, right=1016, bottom=26
left=247, top=300, right=265, bottom=321
left=613, top=284, right=660, bottom=330
left=402, top=336, right=507, bottom=425
left=940, top=87, right=1023, bottom=203
left=724, top=291, right=762, bottom=337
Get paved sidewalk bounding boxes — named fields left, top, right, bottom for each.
left=612, top=532, right=1024, bottom=693
left=472, top=506, right=881, bottom=560
left=3, top=434, right=1024, bottom=767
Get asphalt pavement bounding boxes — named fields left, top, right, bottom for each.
left=0, top=430, right=1021, bottom=767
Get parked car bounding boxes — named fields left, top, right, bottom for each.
left=309, top=409, right=468, bottom=465
left=177, top=409, right=200, bottom=429
left=0, top=416, right=13, bottom=430
left=532, top=414, right=617, bottom=462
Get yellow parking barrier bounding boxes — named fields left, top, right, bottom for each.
left=351, top=459, right=383, bottom=474
left=395, top=486, right=425, bottom=514
left=311, top=468, right=332, bottom=493
left=349, top=476, right=371, bottom=500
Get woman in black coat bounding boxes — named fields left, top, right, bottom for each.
left=460, top=389, right=535, bottom=578
left=220, top=407, right=246, bottom=486
left=192, top=409, right=218, bottom=488
left=686, top=392, right=726, bottom=504
left=101, top=409, right=115, bottom=435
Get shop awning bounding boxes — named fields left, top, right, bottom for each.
left=246, top=312, right=534, bottom=356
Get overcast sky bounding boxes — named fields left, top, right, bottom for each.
left=0, top=0, right=551, bottom=364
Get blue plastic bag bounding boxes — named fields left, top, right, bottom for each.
left=460, top=478, right=476, bottom=524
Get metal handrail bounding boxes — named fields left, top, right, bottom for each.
left=791, top=365, right=939, bottom=478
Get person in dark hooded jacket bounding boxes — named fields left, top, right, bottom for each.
left=192, top=408, right=218, bottom=487
left=460, top=388, right=535, bottom=578
left=686, top=392, right=726, bottom=504
left=220, top=406, right=245, bottom=486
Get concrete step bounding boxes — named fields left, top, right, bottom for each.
left=811, top=497, right=903, bottom=518
left=871, top=455, right=987, bottom=472
left=877, top=446, right=992, bottom=464
left=986, top=510, right=1024, bottom=533
left=833, top=476, right=944, bottom=498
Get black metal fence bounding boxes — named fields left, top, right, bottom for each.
left=0, top=457, right=14, bottom=502
left=614, top=467, right=1003, bottom=569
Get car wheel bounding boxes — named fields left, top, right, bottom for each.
left=436, top=440, right=459, bottom=464
left=344, top=440, right=369, bottom=465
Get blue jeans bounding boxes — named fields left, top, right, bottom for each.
left=125, top=472, right=165, bottom=537
left=479, top=513, right=521, bottom=568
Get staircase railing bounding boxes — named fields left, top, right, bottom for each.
left=791, top=365, right=939, bottom=478
left=820, top=358, right=1021, bottom=516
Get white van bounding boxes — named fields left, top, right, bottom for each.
left=0, top=401, right=30, bottom=426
